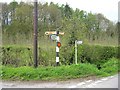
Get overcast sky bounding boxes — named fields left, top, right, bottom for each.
left=1, top=0, right=119, bottom=22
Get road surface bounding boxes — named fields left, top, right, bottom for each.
left=0, top=74, right=119, bottom=88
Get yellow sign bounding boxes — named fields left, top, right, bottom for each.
left=45, top=31, right=64, bottom=35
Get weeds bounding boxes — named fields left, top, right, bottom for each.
left=1, top=58, right=119, bottom=81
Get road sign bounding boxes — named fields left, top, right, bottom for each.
left=50, top=34, right=57, bottom=40
left=57, top=42, right=61, bottom=47
left=45, top=31, right=56, bottom=35
left=77, top=41, right=83, bottom=44
left=45, top=31, right=64, bottom=35
left=75, top=40, right=83, bottom=65
left=45, top=30, right=64, bottom=66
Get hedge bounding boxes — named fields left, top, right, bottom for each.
left=1, top=45, right=119, bottom=67
left=1, top=46, right=53, bottom=67
left=77, top=44, right=118, bottom=65
left=60, top=44, right=118, bottom=65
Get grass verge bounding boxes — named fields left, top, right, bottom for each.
left=0, top=58, right=119, bottom=81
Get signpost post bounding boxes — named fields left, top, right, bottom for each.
left=45, top=31, right=64, bottom=66
left=75, top=40, right=83, bottom=65
left=56, top=31, right=60, bottom=66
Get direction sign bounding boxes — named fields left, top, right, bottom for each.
left=77, top=41, right=83, bottom=44
left=50, top=34, right=57, bottom=40
left=45, top=31, right=64, bottom=35
left=45, top=31, right=56, bottom=35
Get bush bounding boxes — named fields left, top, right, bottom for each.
left=2, top=46, right=33, bottom=66
left=101, top=58, right=119, bottom=75
left=60, top=45, right=75, bottom=65
left=1, top=45, right=50, bottom=67
left=77, top=44, right=118, bottom=65
left=1, top=45, right=119, bottom=67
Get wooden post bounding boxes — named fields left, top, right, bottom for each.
left=33, top=0, right=38, bottom=68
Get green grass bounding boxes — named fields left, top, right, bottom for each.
left=1, top=58, right=119, bottom=81
left=100, top=58, right=119, bottom=75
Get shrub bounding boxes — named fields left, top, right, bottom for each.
left=60, top=45, right=75, bottom=65
left=1, top=45, right=118, bottom=66
left=77, top=44, right=118, bottom=65
left=101, top=58, right=119, bottom=75
left=1, top=46, right=47, bottom=67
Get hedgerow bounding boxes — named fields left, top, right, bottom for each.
left=1, top=45, right=118, bottom=66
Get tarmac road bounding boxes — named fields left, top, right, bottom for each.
left=0, top=74, right=119, bottom=88
left=69, top=74, right=119, bottom=88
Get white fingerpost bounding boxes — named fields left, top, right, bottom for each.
left=75, top=40, right=83, bottom=65
left=75, top=40, right=77, bottom=65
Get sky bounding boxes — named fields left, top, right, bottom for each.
left=0, top=0, right=119, bottom=22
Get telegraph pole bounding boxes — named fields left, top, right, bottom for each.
left=33, top=0, right=38, bottom=68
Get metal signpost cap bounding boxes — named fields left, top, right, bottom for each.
left=56, top=31, right=59, bottom=34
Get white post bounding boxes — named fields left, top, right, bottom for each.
left=56, top=31, right=60, bottom=66
left=75, top=40, right=77, bottom=65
